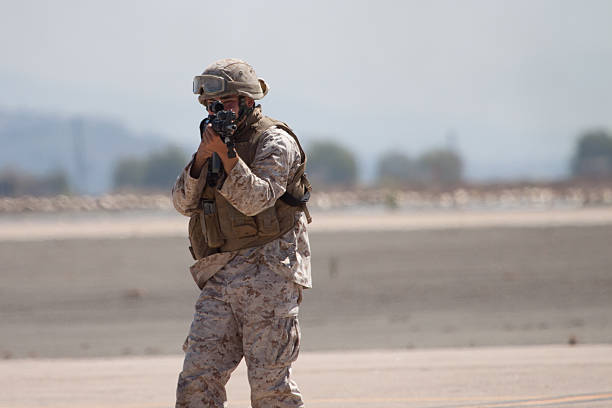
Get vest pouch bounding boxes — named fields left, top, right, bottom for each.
left=200, top=200, right=225, bottom=248
left=216, top=196, right=258, bottom=239
left=188, top=214, right=220, bottom=259
left=255, top=206, right=280, bottom=237
left=188, top=215, right=206, bottom=259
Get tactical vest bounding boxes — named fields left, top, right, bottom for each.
left=188, top=113, right=312, bottom=260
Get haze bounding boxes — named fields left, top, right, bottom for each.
left=1, top=0, right=612, bottom=181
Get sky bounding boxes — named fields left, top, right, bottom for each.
left=1, top=0, right=612, bottom=181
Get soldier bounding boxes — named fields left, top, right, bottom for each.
left=172, top=58, right=312, bottom=408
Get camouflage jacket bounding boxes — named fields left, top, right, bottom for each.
left=172, top=125, right=312, bottom=288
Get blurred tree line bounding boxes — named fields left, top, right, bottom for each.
left=308, top=128, right=612, bottom=189
left=0, top=168, right=70, bottom=196
left=306, top=140, right=463, bottom=189
left=377, top=148, right=463, bottom=187
left=3, top=129, right=612, bottom=197
left=110, top=140, right=464, bottom=192
left=572, top=129, right=612, bottom=180
left=113, top=145, right=188, bottom=191
left=105, top=129, right=612, bottom=193
left=306, top=141, right=359, bottom=188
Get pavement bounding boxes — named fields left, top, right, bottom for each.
left=2, top=345, right=612, bottom=408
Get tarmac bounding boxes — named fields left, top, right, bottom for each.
left=2, top=345, right=612, bottom=408
left=2, top=208, right=611, bottom=407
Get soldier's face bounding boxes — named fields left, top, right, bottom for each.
left=206, top=95, right=240, bottom=114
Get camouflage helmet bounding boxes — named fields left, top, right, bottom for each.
left=193, top=58, right=269, bottom=102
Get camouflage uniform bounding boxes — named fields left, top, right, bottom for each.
left=172, top=124, right=311, bottom=408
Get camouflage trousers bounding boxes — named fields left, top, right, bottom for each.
left=176, top=261, right=304, bottom=408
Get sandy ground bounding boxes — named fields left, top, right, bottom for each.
left=1, top=346, right=612, bottom=408
left=1, top=209, right=611, bottom=358
left=2, top=207, right=612, bottom=241
left=1, top=209, right=611, bottom=407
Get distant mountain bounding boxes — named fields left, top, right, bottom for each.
left=0, top=109, right=182, bottom=194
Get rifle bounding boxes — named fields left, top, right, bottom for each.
left=199, top=101, right=237, bottom=187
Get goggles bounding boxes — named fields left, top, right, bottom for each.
left=193, top=74, right=262, bottom=96
left=193, top=75, right=226, bottom=95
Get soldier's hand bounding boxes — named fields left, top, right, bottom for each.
left=201, top=124, right=227, bottom=156
left=196, top=137, right=213, bottom=161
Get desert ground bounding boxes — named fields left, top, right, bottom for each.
left=1, top=208, right=611, bottom=358
left=1, top=208, right=612, bottom=407
left=2, top=346, right=612, bottom=408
